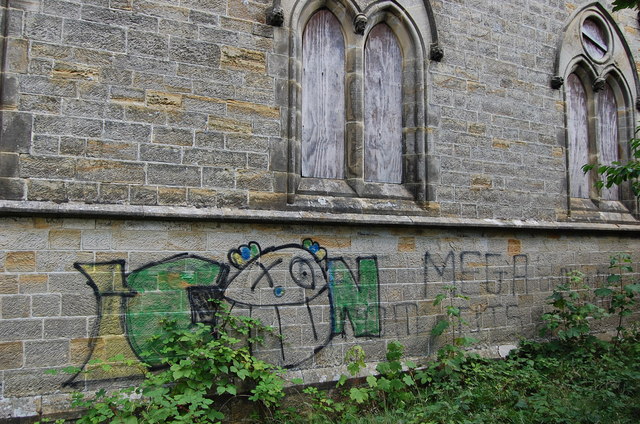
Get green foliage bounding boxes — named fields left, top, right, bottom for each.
left=56, top=302, right=285, bottom=424
left=582, top=129, right=640, bottom=197
left=595, top=253, right=640, bottom=340
left=272, top=336, right=640, bottom=424
left=431, top=285, right=477, bottom=348
left=612, top=0, right=640, bottom=12
left=540, top=270, right=606, bottom=341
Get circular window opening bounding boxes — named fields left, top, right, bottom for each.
left=582, top=17, right=609, bottom=60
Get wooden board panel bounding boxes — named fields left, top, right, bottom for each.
left=566, top=73, right=590, bottom=198
left=597, top=83, right=619, bottom=200
left=301, top=10, right=345, bottom=179
left=364, top=24, right=403, bottom=184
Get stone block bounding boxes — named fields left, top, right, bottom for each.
left=76, top=159, right=145, bottom=184
left=227, top=99, right=279, bottom=118
left=5, top=251, right=36, bottom=272
left=128, top=30, right=168, bottom=58
left=0, top=319, right=42, bottom=342
left=87, top=139, right=138, bottom=161
left=31, top=294, right=62, bottom=317
left=147, top=163, right=201, bottom=186
left=194, top=131, right=224, bottom=149
left=130, top=185, right=158, bottom=205
left=18, top=274, right=48, bottom=295
left=0, top=341, right=23, bottom=370
left=49, top=229, right=81, bottom=250
left=183, top=148, right=246, bottom=167
left=146, top=90, right=182, bottom=109
left=0, top=153, right=19, bottom=177
left=183, top=95, right=225, bottom=114
left=98, top=183, right=129, bottom=203
left=207, top=116, right=252, bottom=134
left=187, top=188, right=218, bottom=207
left=1, top=294, right=30, bottom=319
left=25, top=13, right=63, bottom=42
left=169, top=37, right=220, bottom=67
left=44, top=317, right=88, bottom=339
left=63, top=19, right=126, bottom=52
left=20, top=155, right=76, bottom=179
left=1, top=112, right=32, bottom=153
left=152, top=126, right=193, bottom=146
left=34, top=115, right=102, bottom=137
left=202, top=167, right=235, bottom=188
left=158, top=187, right=187, bottom=205
left=66, top=182, right=99, bottom=203
left=220, top=46, right=266, bottom=73
left=25, top=339, right=69, bottom=367
left=0, top=274, right=19, bottom=294
left=3, top=368, right=70, bottom=397
left=103, top=120, right=151, bottom=143
left=140, top=144, right=181, bottom=163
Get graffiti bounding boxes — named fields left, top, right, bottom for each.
left=328, top=257, right=380, bottom=337
left=72, top=239, right=382, bottom=383
left=69, top=241, right=539, bottom=385
left=424, top=250, right=529, bottom=297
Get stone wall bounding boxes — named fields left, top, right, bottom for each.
left=1, top=0, right=640, bottom=421
left=1, top=216, right=638, bottom=420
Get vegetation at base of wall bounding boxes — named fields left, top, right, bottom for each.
left=273, top=335, right=640, bottom=424
left=38, top=258, right=640, bottom=424
left=38, top=301, right=286, bottom=424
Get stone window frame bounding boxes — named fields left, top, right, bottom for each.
left=553, top=4, right=639, bottom=218
left=284, top=0, right=429, bottom=205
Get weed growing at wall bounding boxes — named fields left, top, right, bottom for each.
left=539, top=270, right=606, bottom=341
left=595, top=253, right=640, bottom=341
left=42, top=302, right=286, bottom=424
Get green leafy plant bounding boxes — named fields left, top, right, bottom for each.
left=594, top=253, right=640, bottom=341
left=54, top=301, right=285, bottom=424
left=540, top=270, right=606, bottom=341
left=334, top=342, right=419, bottom=412
left=582, top=128, right=640, bottom=197
left=612, top=0, right=640, bottom=12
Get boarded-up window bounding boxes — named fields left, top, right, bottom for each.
left=301, top=10, right=346, bottom=179
left=566, top=73, right=590, bottom=198
left=597, top=83, right=619, bottom=200
left=364, top=24, right=403, bottom=183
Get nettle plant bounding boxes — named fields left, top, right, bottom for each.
left=46, top=301, right=286, bottom=424
left=594, top=253, right=640, bottom=341
left=540, top=270, right=606, bottom=341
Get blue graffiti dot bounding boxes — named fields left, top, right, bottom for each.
left=309, top=244, right=319, bottom=253
left=274, top=286, right=285, bottom=297
left=240, top=246, right=251, bottom=260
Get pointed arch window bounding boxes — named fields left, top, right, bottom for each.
left=364, top=23, right=403, bottom=184
left=555, top=4, right=638, bottom=217
left=302, top=10, right=346, bottom=180
left=288, top=3, right=430, bottom=205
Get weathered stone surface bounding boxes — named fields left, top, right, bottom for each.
left=220, top=46, right=266, bottom=73
left=0, top=342, right=23, bottom=370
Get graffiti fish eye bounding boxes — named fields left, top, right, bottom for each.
left=289, top=257, right=315, bottom=289
left=273, top=286, right=285, bottom=297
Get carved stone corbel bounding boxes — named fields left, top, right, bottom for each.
left=429, top=43, right=444, bottom=62
left=266, top=0, right=284, bottom=27
left=353, top=14, right=367, bottom=35
left=550, top=76, right=564, bottom=89
left=592, top=77, right=606, bottom=92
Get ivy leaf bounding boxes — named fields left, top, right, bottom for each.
left=595, top=288, right=613, bottom=297
left=431, top=319, right=450, bottom=337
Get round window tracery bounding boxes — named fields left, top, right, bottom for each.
left=581, top=17, right=609, bottom=60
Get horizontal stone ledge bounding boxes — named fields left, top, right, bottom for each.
left=0, top=200, right=639, bottom=233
